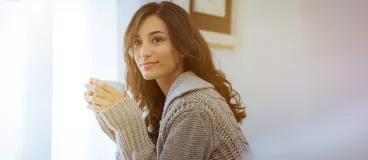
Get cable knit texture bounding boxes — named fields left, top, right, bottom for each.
left=96, top=71, right=250, bottom=160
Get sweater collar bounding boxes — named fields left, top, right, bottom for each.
left=162, top=71, right=214, bottom=117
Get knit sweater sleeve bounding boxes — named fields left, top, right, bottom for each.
left=95, top=113, right=116, bottom=143
left=98, top=98, right=156, bottom=160
left=159, top=108, right=214, bottom=160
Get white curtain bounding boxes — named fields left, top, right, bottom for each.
left=0, top=0, right=143, bottom=159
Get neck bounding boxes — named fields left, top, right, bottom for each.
left=156, top=70, right=184, bottom=97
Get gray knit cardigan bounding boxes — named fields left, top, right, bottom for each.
left=95, top=71, right=250, bottom=160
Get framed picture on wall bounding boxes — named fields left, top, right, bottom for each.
left=190, top=0, right=231, bottom=34
left=172, top=0, right=240, bottom=49
left=145, top=0, right=240, bottom=49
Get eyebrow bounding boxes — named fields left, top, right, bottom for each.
left=134, top=30, right=166, bottom=38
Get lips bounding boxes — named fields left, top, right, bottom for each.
left=140, top=61, right=158, bottom=69
left=140, top=61, right=158, bottom=66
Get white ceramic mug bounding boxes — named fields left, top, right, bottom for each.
left=103, top=80, right=126, bottom=94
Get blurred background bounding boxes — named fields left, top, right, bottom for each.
left=0, top=0, right=367, bottom=160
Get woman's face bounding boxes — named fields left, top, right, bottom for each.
left=132, top=15, right=184, bottom=80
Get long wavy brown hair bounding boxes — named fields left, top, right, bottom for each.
left=123, top=1, right=246, bottom=145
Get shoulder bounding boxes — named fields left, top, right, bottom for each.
left=162, top=88, right=224, bottom=127
left=171, top=88, right=223, bottom=113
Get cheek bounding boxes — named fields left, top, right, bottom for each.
left=156, top=49, right=175, bottom=66
left=133, top=54, right=140, bottom=65
left=159, top=52, right=182, bottom=70
left=133, top=54, right=139, bottom=62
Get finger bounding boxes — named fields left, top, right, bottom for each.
left=84, top=83, right=96, bottom=90
left=87, top=104, right=101, bottom=109
left=84, top=90, right=93, bottom=105
left=84, top=95, right=91, bottom=103
left=85, top=95, right=108, bottom=107
left=84, top=90, right=94, bottom=96
left=85, top=95, right=101, bottom=105
left=85, top=83, right=107, bottom=98
left=92, top=78, right=116, bottom=94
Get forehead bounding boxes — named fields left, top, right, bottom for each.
left=136, top=15, right=168, bottom=36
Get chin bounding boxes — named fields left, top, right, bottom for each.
left=141, top=70, right=160, bottom=80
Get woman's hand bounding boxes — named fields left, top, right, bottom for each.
left=84, top=78, right=127, bottom=112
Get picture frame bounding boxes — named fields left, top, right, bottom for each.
left=172, top=0, right=239, bottom=49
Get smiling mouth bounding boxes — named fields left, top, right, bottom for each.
left=140, top=62, right=158, bottom=69
left=140, top=62, right=158, bottom=66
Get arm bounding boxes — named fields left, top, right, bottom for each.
left=159, top=108, right=214, bottom=160
left=98, top=98, right=156, bottom=160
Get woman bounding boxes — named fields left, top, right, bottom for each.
left=84, top=1, right=250, bottom=160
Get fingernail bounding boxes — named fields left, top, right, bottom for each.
left=92, top=78, right=97, bottom=83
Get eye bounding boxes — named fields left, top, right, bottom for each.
left=152, top=37, right=164, bottom=43
left=133, top=39, right=142, bottom=46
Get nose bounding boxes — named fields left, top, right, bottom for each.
left=139, top=44, right=152, bottom=58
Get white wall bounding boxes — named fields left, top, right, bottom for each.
left=51, top=0, right=118, bottom=159
left=51, top=1, right=144, bottom=159
left=116, top=0, right=145, bottom=83
left=0, top=1, right=53, bottom=159
left=214, top=0, right=367, bottom=159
